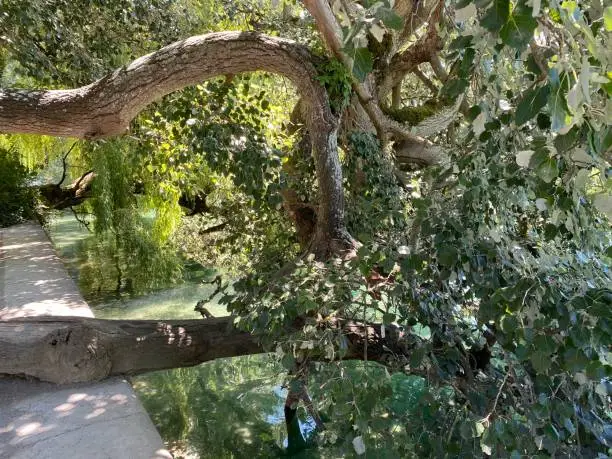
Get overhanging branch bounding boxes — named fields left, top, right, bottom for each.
left=0, top=315, right=421, bottom=384
left=0, top=31, right=351, bottom=255
left=0, top=32, right=334, bottom=139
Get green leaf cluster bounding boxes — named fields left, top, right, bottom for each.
left=0, top=147, right=39, bottom=227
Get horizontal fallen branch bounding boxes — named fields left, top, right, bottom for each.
left=0, top=315, right=421, bottom=384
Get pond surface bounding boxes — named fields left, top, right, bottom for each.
left=46, top=212, right=316, bottom=458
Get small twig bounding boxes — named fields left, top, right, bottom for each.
left=444, top=409, right=462, bottom=453
left=70, top=206, right=92, bottom=231
left=481, top=367, right=511, bottom=425
left=56, top=142, right=78, bottom=186
left=194, top=301, right=214, bottom=318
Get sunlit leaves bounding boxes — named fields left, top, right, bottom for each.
left=605, top=7, right=612, bottom=31
left=5, top=0, right=610, bottom=456
left=1, top=0, right=183, bottom=85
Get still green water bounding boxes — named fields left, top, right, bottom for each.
left=46, top=212, right=315, bottom=458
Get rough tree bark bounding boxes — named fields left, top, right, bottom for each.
left=0, top=31, right=352, bottom=256
left=302, top=0, right=450, bottom=167
left=0, top=316, right=417, bottom=384
left=0, top=316, right=258, bottom=384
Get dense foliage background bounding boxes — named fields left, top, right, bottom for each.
left=1, top=0, right=610, bottom=457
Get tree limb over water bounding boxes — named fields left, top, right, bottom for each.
left=0, top=315, right=423, bottom=384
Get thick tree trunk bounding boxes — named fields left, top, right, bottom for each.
left=0, top=316, right=418, bottom=384
left=0, top=316, right=260, bottom=384
left=0, top=31, right=349, bottom=255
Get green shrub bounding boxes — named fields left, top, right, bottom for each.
left=0, top=147, right=39, bottom=227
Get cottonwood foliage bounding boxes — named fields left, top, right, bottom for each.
left=0, top=0, right=610, bottom=457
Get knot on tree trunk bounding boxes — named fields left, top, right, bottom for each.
left=40, top=325, right=112, bottom=384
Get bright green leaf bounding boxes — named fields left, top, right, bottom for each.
left=604, top=6, right=612, bottom=31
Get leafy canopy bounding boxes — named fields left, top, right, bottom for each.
left=0, top=0, right=610, bottom=457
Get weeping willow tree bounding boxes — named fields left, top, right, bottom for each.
left=1, top=0, right=611, bottom=457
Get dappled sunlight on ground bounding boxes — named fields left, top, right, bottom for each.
left=0, top=223, right=93, bottom=319
left=0, top=221, right=171, bottom=458
left=0, top=377, right=170, bottom=458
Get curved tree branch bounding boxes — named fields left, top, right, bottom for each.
left=0, top=31, right=351, bottom=256
left=412, top=67, right=438, bottom=94
left=303, top=0, right=448, bottom=167
left=56, top=142, right=78, bottom=186
left=378, top=0, right=444, bottom=100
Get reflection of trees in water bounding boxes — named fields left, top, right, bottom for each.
left=53, top=215, right=421, bottom=457
left=133, top=355, right=288, bottom=458
left=75, top=231, right=181, bottom=302
left=134, top=358, right=428, bottom=458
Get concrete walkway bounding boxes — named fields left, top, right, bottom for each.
left=0, top=222, right=171, bottom=459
